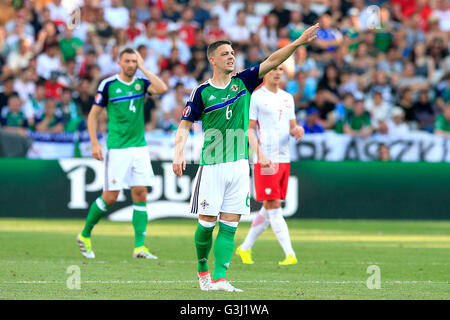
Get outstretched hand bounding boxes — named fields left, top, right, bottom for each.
left=297, top=23, right=319, bottom=46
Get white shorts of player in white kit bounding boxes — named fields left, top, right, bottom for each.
left=104, top=146, right=154, bottom=191
left=190, top=159, right=251, bottom=216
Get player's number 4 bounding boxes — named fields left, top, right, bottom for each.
left=129, top=100, right=136, bottom=113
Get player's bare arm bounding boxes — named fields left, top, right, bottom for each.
left=173, top=119, right=193, bottom=177
left=87, top=104, right=104, bottom=161
left=248, top=119, right=272, bottom=168
left=259, top=23, right=319, bottom=78
left=290, top=119, right=305, bottom=141
left=134, top=50, right=169, bottom=95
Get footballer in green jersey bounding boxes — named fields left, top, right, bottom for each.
left=77, top=48, right=168, bottom=260
left=172, top=24, right=319, bottom=292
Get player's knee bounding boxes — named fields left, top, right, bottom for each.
left=263, top=200, right=281, bottom=210
left=131, top=187, right=147, bottom=203
left=102, top=191, right=119, bottom=206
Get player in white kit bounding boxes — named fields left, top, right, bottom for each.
left=236, top=65, right=304, bottom=265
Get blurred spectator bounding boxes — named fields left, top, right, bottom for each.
left=134, top=0, right=151, bottom=24
left=36, top=41, right=61, bottom=80
left=258, top=13, right=279, bottom=52
left=434, top=105, right=450, bottom=137
left=286, top=70, right=317, bottom=109
left=313, top=13, right=343, bottom=54
left=34, top=98, right=64, bottom=133
left=211, top=0, right=238, bottom=32
left=432, top=0, right=450, bottom=32
left=244, top=45, right=263, bottom=70
left=178, top=7, right=198, bottom=48
left=149, top=5, right=169, bottom=40
left=310, top=88, right=336, bottom=127
left=318, top=63, right=340, bottom=102
left=14, top=68, right=36, bottom=102
left=300, top=0, right=319, bottom=26
left=98, top=45, right=121, bottom=78
left=435, top=73, right=450, bottom=110
left=95, top=7, right=115, bottom=46
left=244, top=2, right=262, bottom=34
left=162, top=0, right=182, bottom=22
left=0, top=94, right=28, bottom=137
left=227, top=10, right=251, bottom=49
left=0, top=76, right=19, bottom=115
left=58, top=87, right=84, bottom=133
left=58, top=58, right=80, bottom=89
left=203, top=14, right=227, bottom=45
left=126, top=9, right=145, bottom=42
left=104, top=0, right=130, bottom=30
left=7, top=38, right=33, bottom=75
left=165, top=23, right=191, bottom=64
left=396, top=87, right=418, bottom=126
left=74, top=78, right=94, bottom=117
left=411, top=43, right=435, bottom=84
left=333, top=93, right=355, bottom=134
left=168, top=63, right=197, bottom=93
left=413, top=90, right=436, bottom=132
left=344, top=96, right=373, bottom=138
left=397, top=61, right=429, bottom=91
left=386, top=107, right=410, bottom=136
left=160, top=82, right=189, bottom=125
left=187, top=47, right=209, bottom=82
left=378, top=143, right=391, bottom=162
left=47, top=0, right=69, bottom=27
left=59, top=26, right=83, bottom=63
left=191, top=0, right=210, bottom=30
left=133, top=20, right=166, bottom=58
left=302, top=107, right=325, bottom=134
left=269, top=0, right=291, bottom=29
left=45, top=71, right=65, bottom=100
left=34, top=21, right=58, bottom=55
left=23, top=79, right=47, bottom=126
left=160, top=47, right=185, bottom=73
left=365, top=90, right=390, bottom=130
left=144, top=96, right=158, bottom=132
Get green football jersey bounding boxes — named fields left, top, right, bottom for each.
left=182, top=65, right=263, bottom=165
left=434, top=114, right=450, bottom=133
left=94, top=75, right=151, bottom=149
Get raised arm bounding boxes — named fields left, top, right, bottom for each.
left=135, top=50, right=168, bottom=95
left=173, top=119, right=193, bottom=177
left=259, top=23, right=319, bottom=78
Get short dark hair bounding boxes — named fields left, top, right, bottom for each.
left=207, top=40, right=232, bottom=59
left=119, top=47, right=136, bottom=59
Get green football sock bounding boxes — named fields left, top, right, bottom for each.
left=194, top=223, right=215, bottom=273
left=81, top=197, right=110, bottom=238
left=132, top=202, right=148, bottom=248
left=213, top=222, right=237, bottom=281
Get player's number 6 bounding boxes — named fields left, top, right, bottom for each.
left=226, top=105, right=232, bottom=120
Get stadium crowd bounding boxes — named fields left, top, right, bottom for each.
left=0, top=0, right=449, bottom=146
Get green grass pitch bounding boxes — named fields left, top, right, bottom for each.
left=0, top=218, right=448, bottom=300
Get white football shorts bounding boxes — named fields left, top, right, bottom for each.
left=190, top=159, right=251, bottom=216
left=104, top=146, right=154, bottom=191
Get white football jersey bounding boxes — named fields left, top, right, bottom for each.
left=249, top=86, right=296, bottom=163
